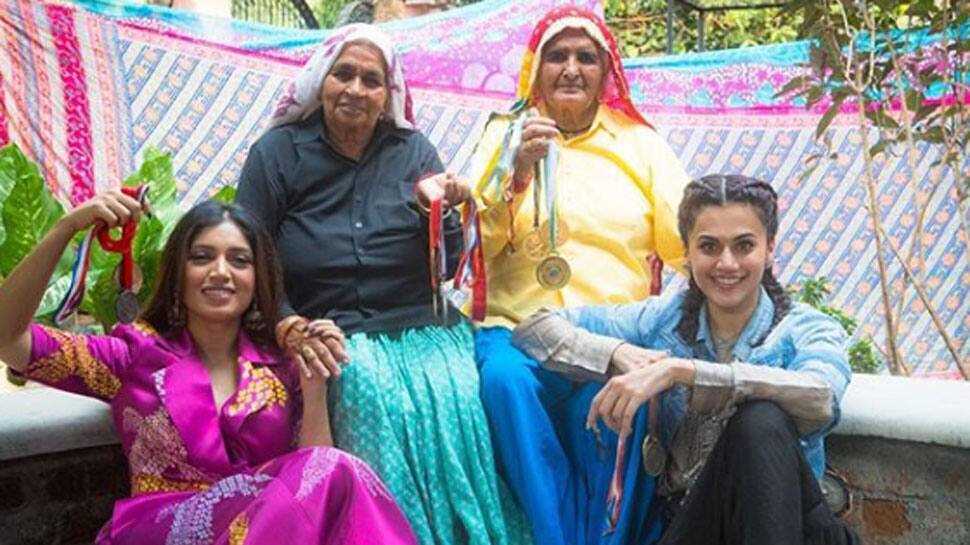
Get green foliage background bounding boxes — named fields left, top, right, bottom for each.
left=312, top=0, right=804, bottom=55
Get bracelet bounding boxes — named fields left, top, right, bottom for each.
left=275, top=315, right=308, bottom=349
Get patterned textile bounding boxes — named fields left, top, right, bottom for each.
left=0, top=0, right=966, bottom=376
left=22, top=322, right=418, bottom=545
left=328, top=321, right=533, bottom=545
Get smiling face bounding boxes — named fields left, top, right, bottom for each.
left=181, top=220, right=256, bottom=328
left=687, top=203, right=774, bottom=322
left=535, top=28, right=605, bottom=126
left=320, top=41, right=388, bottom=136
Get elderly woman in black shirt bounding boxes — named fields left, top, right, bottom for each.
left=236, top=24, right=528, bottom=545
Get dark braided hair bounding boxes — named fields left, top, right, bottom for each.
left=675, top=174, right=791, bottom=347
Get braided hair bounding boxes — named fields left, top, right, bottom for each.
left=675, top=174, right=791, bottom=346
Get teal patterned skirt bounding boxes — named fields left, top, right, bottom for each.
left=329, top=320, right=532, bottom=545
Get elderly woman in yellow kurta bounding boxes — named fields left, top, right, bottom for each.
left=469, top=6, right=690, bottom=545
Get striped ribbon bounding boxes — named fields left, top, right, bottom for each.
left=604, top=253, right=666, bottom=533
left=450, top=198, right=487, bottom=321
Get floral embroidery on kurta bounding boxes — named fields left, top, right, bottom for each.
left=296, top=448, right=393, bottom=501
left=295, top=447, right=343, bottom=500
left=123, top=406, right=214, bottom=494
left=160, top=474, right=271, bottom=545
left=28, top=325, right=121, bottom=398
left=228, top=513, right=249, bottom=545
left=226, top=362, right=288, bottom=417
left=132, top=320, right=161, bottom=339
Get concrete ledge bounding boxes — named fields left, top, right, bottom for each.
left=833, top=374, right=970, bottom=448
left=0, top=388, right=116, bottom=462
left=1, top=373, right=968, bottom=462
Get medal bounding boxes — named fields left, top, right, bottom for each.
left=539, top=219, right=569, bottom=247
left=536, top=255, right=571, bottom=290
left=533, top=141, right=571, bottom=290
left=115, top=289, right=141, bottom=324
left=641, top=396, right=666, bottom=476
left=523, top=230, right=547, bottom=261
left=641, top=434, right=667, bottom=477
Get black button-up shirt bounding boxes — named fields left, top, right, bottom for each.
left=236, top=112, right=462, bottom=334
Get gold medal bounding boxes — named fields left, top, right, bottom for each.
left=536, top=255, right=571, bottom=290
left=539, top=219, right=569, bottom=247
left=641, top=434, right=667, bottom=477
left=523, top=230, right=548, bottom=261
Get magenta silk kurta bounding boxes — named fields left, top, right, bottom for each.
left=22, top=321, right=418, bottom=545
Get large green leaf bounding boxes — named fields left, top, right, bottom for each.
left=212, top=184, right=236, bottom=205
left=0, top=145, right=25, bottom=248
left=83, top=252, right=122, bottom=330
left=134, top=214, right=165, bottom=306
left=0, top=145, right=65, bottom=277
left=35, top=274, right=73, bottom=321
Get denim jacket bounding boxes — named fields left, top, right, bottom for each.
left=512, top=288, right=852, bottom=494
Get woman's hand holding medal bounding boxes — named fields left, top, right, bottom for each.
left=61, top=189, right=146, bottom=233
left=512, top=110, right=559, bottom=192
left=416, top=173, right=471, bottom=210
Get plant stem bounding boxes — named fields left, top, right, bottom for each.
left=876, top=221, right=970, bottom=380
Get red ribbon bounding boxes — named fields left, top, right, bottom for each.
left=97, top=185, right=147, bottom=291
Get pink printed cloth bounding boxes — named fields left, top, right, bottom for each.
left=22, top=321, right=417, bottom=545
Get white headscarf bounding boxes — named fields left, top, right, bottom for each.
left=267, top=23, right=414, bottom=131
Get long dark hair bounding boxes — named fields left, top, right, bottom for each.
left=140, top=200, right=283, bottom=347
left=675, top=174, right=791, bottom=346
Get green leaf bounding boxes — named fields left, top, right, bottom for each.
left=904, top=89, right=922, bottom=114
left=816, top=101, right=842, bottom=140
left=133, top=214, right=165, bottom=306
left=869, top=139, right=892, bottom=157
left=35, top=274, right=73, bottom=322
left=0, top=145, right=65, bottom=277
left=0, top=145, right=24, bottom=247
left=211, top=185, right=236, bottom=205
left=775, top=75, right=813, bottom=99
left=84, top=254, right=122, bottom=330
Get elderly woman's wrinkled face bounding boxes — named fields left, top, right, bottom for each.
left=321, top=42, right=388, bottom=135
left=536, top=28, right=605, bottom=119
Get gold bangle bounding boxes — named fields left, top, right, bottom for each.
left=275, top=315, right=308, bottom=348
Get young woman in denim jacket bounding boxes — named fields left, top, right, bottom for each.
left=512, top=174, right=860, bottom=545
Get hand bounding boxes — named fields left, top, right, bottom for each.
left=587, top=358, right=693, bottom=438
left=283, top=319, right=348, bottom=381
left=512, top=110, right=560, bottom=191
left=610, top=344, right=669, bottom=375
left=61, top=189, right=145, bottom=233
left=305, top=318, right=348, bottom=366
left=416, top=173, right=471, bottom=209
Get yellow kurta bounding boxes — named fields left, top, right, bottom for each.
left=471, top=107, right=690, bottom=328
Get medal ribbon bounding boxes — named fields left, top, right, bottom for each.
left=54, top=185, right=150, bottom=325
left=605, top=255, right=666, bottom=533
left=451, top=199, right=487, bottom=321
left=428, top=197, right=447, bottom=321
left=543, top=141, right=559, bottom=254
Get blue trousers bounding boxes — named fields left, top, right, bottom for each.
left=475, top=326, right=662, bottom=545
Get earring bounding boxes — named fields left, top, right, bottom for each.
left=168, top=295, right=185, bottom=328
left=244, top=306, right=265, bottom=333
